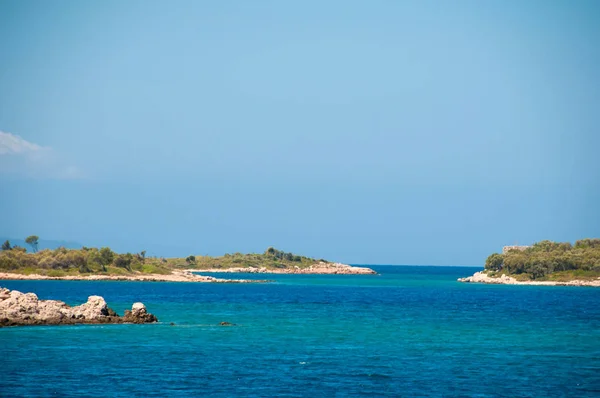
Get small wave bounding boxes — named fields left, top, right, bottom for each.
left=361, top=373, right=392, bottom=379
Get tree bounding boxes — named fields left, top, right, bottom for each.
left=186, top=255, right=196, bottom=265
left=25, top=235, right=39, bottom=253
left=1, top=240, right=11, bottom=251
left=99, top=247, right=115, bottom=265
left=114, top=253, right=133, bottom=271
left=484, top=253, right=504, bottom=271
left=135, top=250, right=147, bottom=264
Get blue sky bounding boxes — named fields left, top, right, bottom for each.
left=1, top=0, right=598, bottom=265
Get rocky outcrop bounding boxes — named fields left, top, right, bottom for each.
left=189, top=262, right=377, bottom=275
left=458, top=271, right=518, bottom=284
left=0, top=287, right=158, bottom=327
left=298, top=262, right=377, bottom=275
left=458, top=271, right=600, bottom=287
left=122, top=302, right=158, bottom=324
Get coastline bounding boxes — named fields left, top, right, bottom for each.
left=0, top=270, right=267, bottom=283
left=0, top=263, right=375, bottom=282
left=458, top=271, right=600, bottom=287
left=186, top=262, right=377, bottom=275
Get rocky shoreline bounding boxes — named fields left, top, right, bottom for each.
left=0, top=287, right=158, bottom=327
left=0, top=263, right=374, bottom=283
left=0, top=270, right=269, bottom=283
left=458, top=271, right=600, bottom=287
left=188, top=262, right=377, bottom=275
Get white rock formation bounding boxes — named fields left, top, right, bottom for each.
left=0, top=287, right=157, bottom=326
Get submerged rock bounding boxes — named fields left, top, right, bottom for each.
left=0, top=287, right=158, bottom=327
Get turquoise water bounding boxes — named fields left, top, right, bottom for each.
left=1, top=265, right=599, bottom=397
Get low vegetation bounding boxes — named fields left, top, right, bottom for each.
left=169, top=247, right=326, bottom=270
left=0, top=237, right=326, bottom=276
left=0, top=245, right=171, bottom=276
left=484, top=239, right=600, bottom=280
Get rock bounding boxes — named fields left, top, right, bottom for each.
left=219, top=321, right=236, bottom=326
left=0, top=287, right=158, bottom=327
left=458, top=271, right=600, bottom=287
left=70, top=296, right=109, bottom=319
left=122, top=302, right=158, bottom=324
left=458, top=271, right=519, bottom=285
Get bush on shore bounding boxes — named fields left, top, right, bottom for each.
left=0, top=246, right=168, bottom=276
left=484, top=239, right=600, bottom=280
left=0, top=245, right=327, bottom=275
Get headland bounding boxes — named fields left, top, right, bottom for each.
left=0, top=244, right=375, bottom=282
left=458, top=271, right=600, bottom=287
left=459, top=239, right=600, bottom=287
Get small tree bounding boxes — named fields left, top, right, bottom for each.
left=1, top=240, right=11, bottom=251
left=99, top=247, right=115, bottom=265
left=186, top=255, right=196, bottom=265
left=114, top=253, right=133, bottom=271
left=25, top=235, right=39, bottom=253
left=135, top=250, right=147, bottom=264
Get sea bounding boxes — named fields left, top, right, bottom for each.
left=1, top=265, right=599, bottom=397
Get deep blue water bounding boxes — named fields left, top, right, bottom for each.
left=1, top=265, right=599, bottom=397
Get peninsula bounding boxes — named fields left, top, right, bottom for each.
left=0, top=241, right=375, bottom=282
left=459, top=239, right=600, bottom=287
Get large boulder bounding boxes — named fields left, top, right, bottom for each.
left=69, top=296, right=109, bottom=319
left=122, top=302, right=158, bottom=324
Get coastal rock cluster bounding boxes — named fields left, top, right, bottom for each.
left=298, top=262, right=376, bottom=275
left=0, top=287, right=158, bottom=327
left=458, top=272, right=517, bottom=284
left=458, top=271, right=600, bottom=287
left=190, top=262, right=377, bottom=275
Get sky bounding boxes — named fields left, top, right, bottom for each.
left=0, top=0, right=598, bottom=265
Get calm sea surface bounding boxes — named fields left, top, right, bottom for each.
left=1, top=265, right=599, bottom=397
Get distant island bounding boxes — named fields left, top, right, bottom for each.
left=0, top=237, right=375, bottom=282
left=459, top=239, right=600, bottom=287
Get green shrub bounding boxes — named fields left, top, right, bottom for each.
left=113, top=253, right=133, bottom=271
left=484, top=253, right=504, bottom=271
left=99, top=247, right=115, bottom=265
left=489, top=239, right=600, bottom=279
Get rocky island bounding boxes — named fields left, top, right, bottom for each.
left=0, top=242, right=375, bottom=282
left=0, top=287, right=158, bottom=327
left=459, top=239, right=600, bottom=287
